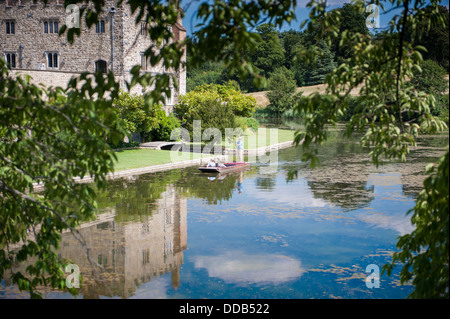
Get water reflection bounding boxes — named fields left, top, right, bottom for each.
left=355, top=173, right=415, bottom=236
left=194, top=251, right=304, bottom=286
left=1, top=185, right=187, bottom=299
left=1, top=130, right=447, bottom=299
left=63, top=185, right=187, bottom=298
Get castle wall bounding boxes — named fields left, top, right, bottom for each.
left=1, top=0, right=186, bottom=107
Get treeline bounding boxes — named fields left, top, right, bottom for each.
left=186, top=21, right=340, bottom=93
left=112, top=3, right=449, bottom=145
left=186, top=3, right=449, bottom=120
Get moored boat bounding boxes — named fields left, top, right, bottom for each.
left=198, top=162, right=250, bottom=173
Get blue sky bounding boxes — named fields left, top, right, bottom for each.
left=181, top=0, right=450, bottom=36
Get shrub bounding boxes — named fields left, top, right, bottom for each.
left=434, top=94, right=449, bottom=124
left=113, top=91, right=158, bottom=134
left=243, top=117, right=259, bottom=131
left=174, top=89, right=235, bottom=142
left=410, top=59, right=448, bottom=95
left=234, top=117, right=259, bottom=133
left=150, top=113, right=181, bottom=141
left=193, top=82, right=257, bottom=117
left=174, top=83, right=256, bottom=141
left=113, top=91, right=180, bottom=143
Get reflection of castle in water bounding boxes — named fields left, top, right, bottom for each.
left=60, top=185, right=187, bottom=298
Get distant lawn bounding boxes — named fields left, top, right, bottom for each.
left=239, top=128, right=295, bottom=149
left=189, top=128, right=295, bottom=149
left=113, top=148, right=206, bottom=172
left=112, top=128, right=295, bottom=172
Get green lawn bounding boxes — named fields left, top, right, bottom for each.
left=113, top=148, right=207, bottom=171
left=113, top=128, right=295, bottom=172
left=238, top=128, right=295, bottom=149
left=190, top=128, right=295, bottom=149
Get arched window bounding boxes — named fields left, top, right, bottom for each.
left=95, top=60, right=107, bottom=73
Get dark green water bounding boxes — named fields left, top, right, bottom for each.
left=1, top=130, right=447, bottom=299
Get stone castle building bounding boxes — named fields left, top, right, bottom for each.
left=0, top=0, right=187, bottom=110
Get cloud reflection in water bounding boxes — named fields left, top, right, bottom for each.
left=194, top=250, right=304, bottom=286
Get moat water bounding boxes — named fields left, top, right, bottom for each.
left=1, top=128, right=448, bottom=299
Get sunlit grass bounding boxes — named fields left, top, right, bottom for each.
left=240, top=128, right=295, bottom=149
left=190, top=128, right=295, bottom=149
left=113, top=148, right=206, bottom=171
left=113, top=128, right=295, bottom=172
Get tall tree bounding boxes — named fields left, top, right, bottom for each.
left=410, top=59, right=449, bottom=95
left=250, top=24, right=285, bottom=78
left=185, top=37, right=227, bottom=91
left=304, top=40, right=337, bottom=85
left=332, top=2, right=370, bottom=62
left=280, top=30, right=304, bottom=70
left=266, top=66, right=298, bottom=117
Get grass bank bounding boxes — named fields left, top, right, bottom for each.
left=239, top=128, right=295, bottom=149
left=188, top=128, right=295, bottom=149
left=113, top=128, right=295, bottom=171
left=113, top=149, right=209, bottom=172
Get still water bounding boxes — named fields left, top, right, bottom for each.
left=1, top=130, right=448, bottom=299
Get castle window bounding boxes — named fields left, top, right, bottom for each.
left=47, top=52, right=59, bottom=69
left=142, top=250, right=150, bottom=265
left=95, top=20, right=105, bottom=33
left=165, top=89, right=173, bottom=106
left=97, top=254, right=107, bottom=266
left=140, top=53, right=148, bottom=71
left=140, top=21, right=148, bottom=36
left=44, top=20, right=59, bottom=34
left=6, top=21, right=15, bottom=35
left=95, top=60, right=107, bottom=73
left=4, top=53, right=17, bottom=68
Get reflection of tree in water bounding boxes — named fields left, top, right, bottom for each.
left=397, top=133, right=449, bottom=198
left=300, top=159, right=375, bottom=212
left=96, top=170, right=182, bottom=222
left=278, top=131, right=376, bottom=211
left=255, top=177, right=276, bottom=191
left=96, top=167, right=241, bottom=220
left=96, top=129, right=447, bottom=219
left=175, top=168, right=240, bottom=205
left=277, top=129, right=448, bottom=211
left=307, top=179, right=374, bottom=212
